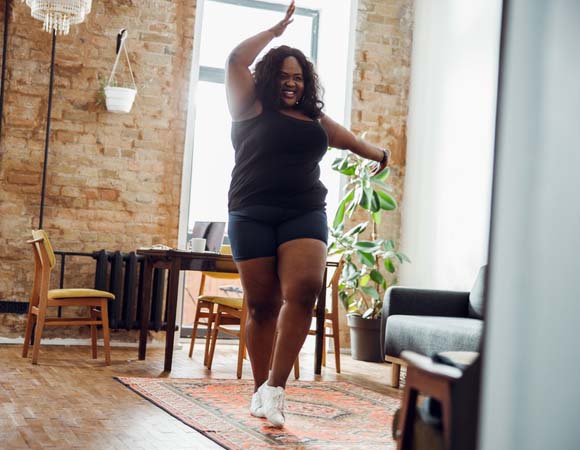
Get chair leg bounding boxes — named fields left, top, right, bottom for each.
left=397, top=384, right=419, bottom=450
left=22, top=310, right=36, bottom=358
left=293, top=357, right=300, bottom=379
left=207, top=307, right=222, bottom=371
left=236, top=310, right=247, bottom=379
left=189, top=301, right=205, bottom=358
left=100, top=300, right=112, bottom=366
left=391, top=362, right=401, bottom=388
left=90, top=307, right=98, bottom=359
left=332, top=319, right=341, bottom=373
left=203, top=306, right=215, bottom=367
left=322, top=331, right=327, bottom=367
left=31, top=309, right=47, bottom=364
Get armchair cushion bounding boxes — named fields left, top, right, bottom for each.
left=383, top=287, right=470, bottom=318
left=385, top=316, right=483, bottom=357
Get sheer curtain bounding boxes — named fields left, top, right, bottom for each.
left=400, top=0, right=502, bottom=289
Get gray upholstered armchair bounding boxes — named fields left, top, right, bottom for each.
left=381, top=266, right=486, bottom=387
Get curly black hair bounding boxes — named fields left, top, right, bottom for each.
left=253, top=45, right=324, bottom=119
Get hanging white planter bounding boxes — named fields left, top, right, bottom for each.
left=105, top=29, right=137, bottom=113
left=104, top=86, right=136, bottom=113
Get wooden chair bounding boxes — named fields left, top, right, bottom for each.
left=305, top=257, right=344, bottom=374
left=188, top=245, right=245, bottom=371
left=22, top=230, right=115, bottom=365
left=206, top=295, right=248, bottom=379
left=187, top=272, right=242, bottom=365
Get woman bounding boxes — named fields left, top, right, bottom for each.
left=226, top=1, right=389, bottom=428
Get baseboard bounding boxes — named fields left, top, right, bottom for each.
left=0, top=336, right=180, bottom=349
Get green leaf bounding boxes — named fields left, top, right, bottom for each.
left=359, top=189, right=370, bottom=210
left=357, top=250, right=375, bottom=267
left=344, top=222, right=368, bottom=238
left=370, top=191, right=381, bottom=212
left=353, top=240, right=379, bottom=251
left=362, top=308, right=374, bottom=319
left=384, top=258, right=396, bottom=273
left=370, top=269, right=385, bottom=285
left=372, top=180, right=393, bottom=192
left=383, top=240, right=395, bottom=251
left=333, top=190, right=354, bottom=228
left=361, top=286, right=380, bottom=299
left=400, top=253, right=412, bottom=263
left=371, top=167, right=390, bottom=182
left=372, top=210, right=382, bottom=225
left=377, top=191, right=397, bottom=210
left=360, top=274, right=371, bottom=287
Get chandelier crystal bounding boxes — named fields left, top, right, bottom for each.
left=24, top=0, right=92, bottom=35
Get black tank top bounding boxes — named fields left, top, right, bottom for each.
left=228, top=109, right=329, bottom=211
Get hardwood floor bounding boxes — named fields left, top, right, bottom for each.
left=0, top=339, right=402, bottom=449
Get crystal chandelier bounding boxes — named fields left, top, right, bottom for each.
left=23, top=0, right=92, bottom=35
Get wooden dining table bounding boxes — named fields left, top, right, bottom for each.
left=137, top=248, right=337, bottom=373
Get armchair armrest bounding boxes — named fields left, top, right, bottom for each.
left=401, top=350, right=463, bottom=380
left=382, top=286, right=470, bottom=319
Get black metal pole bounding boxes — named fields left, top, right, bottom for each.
left=39, top=29, right=56, bottom=229
left=0, top=0, right=11, bottom=145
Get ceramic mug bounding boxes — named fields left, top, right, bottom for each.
left=188, top=237, right=206, bottom=252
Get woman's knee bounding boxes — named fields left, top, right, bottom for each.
left=246, top=297, right=282, bottom=324
left=282, top=277, right=323, bottom=309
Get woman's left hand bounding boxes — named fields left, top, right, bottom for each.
left=370, top=150, right=389, bottom=176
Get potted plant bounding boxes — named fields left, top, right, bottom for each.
left=328, top=150, right=410, bottom=362
left=101, top=29, right=137, bottom=113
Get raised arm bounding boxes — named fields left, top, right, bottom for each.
left=320, top=114, right=390, bottom=174
left=225, top=1, right=295, bottom=121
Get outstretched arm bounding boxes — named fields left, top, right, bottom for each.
left=321, top=114, right=390, bottom=174
left=225, top=1, right=295, bottom=120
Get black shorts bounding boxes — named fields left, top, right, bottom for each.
left=228, top=205, right=328, bottom=262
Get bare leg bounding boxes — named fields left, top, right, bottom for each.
left=269, top=238, right=327, bottom=388
left=236, top=256, right=282, bottom=391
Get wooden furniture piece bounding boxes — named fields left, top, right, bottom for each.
left=137, top=248, right=336, bottom=373
left=306, top=257, right=344, bottom=373
left=396, top=350, right=481, bottom=450
left=187, top=245, right=242, bottom=367
left=206, top=295, right=247, bottom=378
left=23, top=230, right=115, bottom=365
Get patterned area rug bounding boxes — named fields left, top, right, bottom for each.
left=116, top=377, right=399, bottom=449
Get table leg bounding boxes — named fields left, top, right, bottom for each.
left=163, top=258, right=180, bottom=372
left=315, top=268, right=327, bottom=375
left=138, top=257, right=153, bottom=360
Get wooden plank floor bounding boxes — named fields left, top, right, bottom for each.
left=0, top=339, right=402, bottom=449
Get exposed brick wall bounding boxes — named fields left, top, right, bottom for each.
left=0, top=0, right=195, bottom=336
left=349, top=0, right=413, bottom=243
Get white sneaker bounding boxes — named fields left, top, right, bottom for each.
left=257, top=382, right=286, bottom=428
left=250, top=392, right=266, bottom=418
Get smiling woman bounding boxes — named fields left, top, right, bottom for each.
left=222, top=1, right=391, bottom=430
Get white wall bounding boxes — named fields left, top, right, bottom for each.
left=479, top=1, right=580, bottom=449
left=400, top=0, right=502, bottom=290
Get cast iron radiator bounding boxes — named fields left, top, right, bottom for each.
left=54, top=250, right=168, bottom=331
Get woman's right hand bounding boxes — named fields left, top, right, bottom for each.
left=269, top=1, right=296, bottom=37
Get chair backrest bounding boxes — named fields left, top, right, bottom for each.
left=28, top=230, right=54, bottom=308
left=32, top=229, right=56, bottom=269
left=327, top=257, right=345, bottom=313
left=199, top=244, right=240, bottom=295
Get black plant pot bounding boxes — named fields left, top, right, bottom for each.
left=347, top=315, right=384, bottom=362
